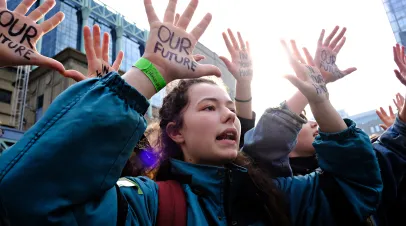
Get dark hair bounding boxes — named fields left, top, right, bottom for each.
left=156, top=78, right=291, bottom=225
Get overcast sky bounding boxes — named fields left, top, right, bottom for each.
left=102, top=0, right=404, bottom=117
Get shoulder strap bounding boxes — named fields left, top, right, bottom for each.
left=115, top=184, right=128, bottom=226
left=156, top=180, right=187, bottom=226
left=319, top=172, right=372, bottom=226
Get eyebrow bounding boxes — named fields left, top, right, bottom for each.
left=198, top=97, right=234, bottom=106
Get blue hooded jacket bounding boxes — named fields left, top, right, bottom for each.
left=0, top=72, right=382, bottom=225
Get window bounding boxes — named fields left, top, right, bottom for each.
left=375, top=125, right=381, bottom=132
left=0, top=89, right=12, bottom=104
left=35, top=95, right=44, bottom=122
left=121, top=36, right=141, bottom=71
left=370, top=126, right=375, bottom=133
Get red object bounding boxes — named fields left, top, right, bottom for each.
left=156, top=180, right=187, bottom=226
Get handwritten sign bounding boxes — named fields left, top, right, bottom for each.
left=305, top=65, right=328, bottom=96
left=154, top=25, right=197, bottom=71
left=95, top=64, right=109, bottom=78
left=319, top=49, right=344, bottom=78
left=238, top=52, right=253, bottom=77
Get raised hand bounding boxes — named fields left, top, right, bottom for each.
left=376, top=106, right=396, bottom=130
left=393, top=44, right=406, bottom=86
left=393, top=93, right=405, bottom=111
left=219, top=29, right=253, bottom=82
left=0, top=0, right=65, bottom=72
left=282, top=40, right=329, bottom=104
left=142, top=0, right=221, bottom=83
left=314, top=26, right=357, bottom=83
left=63, top=25, right=124, bottom=82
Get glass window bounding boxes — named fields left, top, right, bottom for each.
left=375, top=125, right=381, bottom=132
left=54, top=2, right=80, bottom=55
left=121, top=36, right=141, bottom=72
left=391, top=21, right=400, bottom=32
left=384, top=2, right=392, bottom=12
left=0, top=89, right=12, bottom=104
left=370, top=126, right=375, bottom=133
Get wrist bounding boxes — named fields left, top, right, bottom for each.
left=142, top=54, right=172, bottom=84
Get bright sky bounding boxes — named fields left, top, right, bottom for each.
left=102, top=0, right=405, bottom=117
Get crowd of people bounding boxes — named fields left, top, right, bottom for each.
left=0, top=0, right=405, bottom=225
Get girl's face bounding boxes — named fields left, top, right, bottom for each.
left=169, top=83, right=241, bottom=166
left=291, top=121, right=318, bottom=157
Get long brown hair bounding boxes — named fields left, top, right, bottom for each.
left=156, top=78, right=291, bottom=225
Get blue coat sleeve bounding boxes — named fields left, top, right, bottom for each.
left=242, top=101, right=307, bottom=177
left=0, top=72, right=150, bottom=225
left=372, top=116, right=406, bottom=225
left=275, top=119, right=382, bottom=226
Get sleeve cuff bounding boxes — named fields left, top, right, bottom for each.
left=265, top=101, right=307, bottom=131
left=316, top=119, right=357, bottom=141
left=392, top=115, right=406, bottom=136
left=102, top=72, right=150, bottom=115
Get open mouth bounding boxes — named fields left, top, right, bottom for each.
left=216, top=128, right=237, bottom=141
left=313, top=131, right=319, bottom=137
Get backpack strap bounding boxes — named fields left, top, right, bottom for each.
left=156, top=180, right=187, bottom=226
left=115, top=184, right=128, bottom=226
left=319, top=172, right=373, bottom=226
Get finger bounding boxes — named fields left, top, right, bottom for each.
left=402, top=46, right=406, bottom=64
left=40, top=11, right=64, bottom=34
left=290, top=40, right=306, bottom=63
left=177, top=0, right=198, bottom=30
left=93, top=25, right=102, bottom=59
left=329, top=27, right=346, bottom=49
left=389, top=105, right=395, bottom=117
left=393, top=99, right=400, bottom=110
left=14, top=0, right=36, bottom=15
left=222, top=32, right=234, bottom=54
left=333, top=37, right=346, bottom=54
left=112, top=51, right=124, bottom=71
left=102, top=32, right=110, bottom=62
left=280, top=39, right=294, bottom=60
left=190, top=13, right=212, bottom=41
left=380, top=107, right=389, bottom=118
left=28, top=0, right=55, bottom=22
left=284, top=74, right=306, bottom=89
left=394, top=45, right=403, bottom=67
left=317, top=29, right=325, bottom=46
left=163, top=0, right=177, bottom=23
left=323, top=26, right=339, bottom=46
left=379, top=124, right=388, bottom=131
left=30, top=54, right=65, bottom=74
left=144, top=0, right=160, bottom=24
left=237, top=32, right=246, bottom=50
left=174, top=13, right=180, bottom=25
left=227, top=29, right=239, bottom=50
left=376, top=109, right=385, bottom=122
left=341, top=67, right=357, bottom=76
left=194, top=63, right=222, bottom=78
left=246, top=41, right=251, bottom=53
left=193, top=54, right=205, bottom=62
left=0, top=0, right=6, bottom=8
left=83, top=26, right=96, bottom=60
left=63, top=70, right=87, bottom=82
left=219, top=56, right=233, bottom=71
left=302, top=47, right=316, bottom=66
left=395, top=69, right=406, bottom=86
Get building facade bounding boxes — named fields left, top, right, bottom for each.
left=0, top=0, right=235, bottom=131
left=349, top=110, right=385, bottom=136
left=382, top=0, right=406, bottom=45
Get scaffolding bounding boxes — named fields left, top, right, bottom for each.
left=9, top=66, right=30, bottom=131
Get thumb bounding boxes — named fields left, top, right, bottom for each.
left=195, top=63, right=222, bottom=78
left=219, top=56, right=233, bottom=71
left=112, top=51, right=124, bottom=71
left=31, top=54, right=65, bottom=74
left=193, top=54, right=205, bottom=62
left=63, top=70, right=87, bottom=82
left=284, top=74, right=305, bottom=90
left=379, top=124, right=388, bottom=131
left=341, top=67, right=357, bottom=76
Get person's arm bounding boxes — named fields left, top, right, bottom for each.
left=276, top=119, right=382, bottom=225
left=219, top=30, right=253, bottom=119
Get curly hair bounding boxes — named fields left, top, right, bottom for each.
left=155, top=78, right=291, bottom=225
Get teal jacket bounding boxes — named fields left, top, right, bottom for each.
left=0, top=72, right=383, bottom=225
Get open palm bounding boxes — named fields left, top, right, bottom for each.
left=63, top=25, right=124, bottom=82
left=282, top=40, right=329, bottom=104
left=0, top=0, right=65, bottom=72
left=314, top=26, right=356, bottom=83
left=219, top=29, right=253, bottom=82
